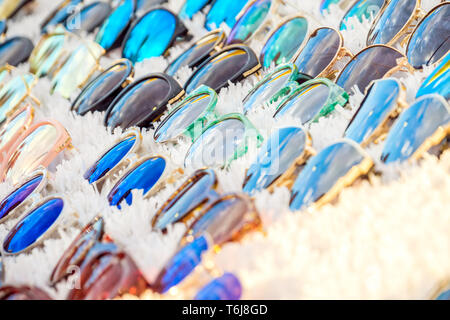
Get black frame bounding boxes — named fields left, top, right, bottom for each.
left=183, top=44, right=261, bottom=93
left=103, top=72, right=184, bottom=129
left=71, top=59, right=134, bottom=116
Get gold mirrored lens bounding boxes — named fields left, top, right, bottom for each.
left=51, top=41, right=104, bottom=98
left=0, top=0, right=23, bottom=20
left=29, top=33, right=68, bottom=77
left=5, top=124, right=59, bottom=185
left=0, top=107, right=31, bottom=151
left=0, top=74, right=35, bottom=124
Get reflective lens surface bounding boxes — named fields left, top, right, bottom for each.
left=84, top=135, right=137, bottom=184
left=345, top=79, right=401, bottom=144
left=227, top=0, right=272, bottom=45
left=274, top=83, right=331, bottom=123
left=185, top=119, right=246, bottom=168
left=0, top=74, right=35, bottom=124
left=0, top=286, right=52, bottom=300
left=41, top=0, right=82, bottom=34
left=51, top=41, right=104, bottom=99
left=166, top=30, right=225, bottom=77
left=95, top=0, right=135, bottom=51
left=29, top=32, right=67, bottom=77
left=105, top=76, right=173, bottom=129
left=5, top=124, right=59, bottom=185
left=65, top=1, right=112, bottom=33
left=0, top=174, right=42, bottom=221
left=340, top=0, right=384, bottom=30
left=0, top=107, right=32, bottom=152
left=293, top=27, right=341, bottom=78
left=3, top=198, right=64, bottom=254
left=381, top=96, right=450, bottom=163
left=260, top=17, right=308, bottom=68
left=195, top=273, right=242, bottom=300
left=0, top=37, right=33, bottom=67
left=416, top=52, right=449, bottom=99
left=72, top=60, right=133, bottom=115
left=290, top=141, right=368, bottom=211
left=179, top=0, right=209, bottom=19
left=243, top=127, right=307, bottom=195
left=154, top=92, right=213, bottom=142
left=320, top=0, right=342, bottom=14
left=205, top=0, right=248, bottom=31
left=107, top=157, right=166, bottom=208
left=122, top=8, right=177, bottom=63
left=407, top=3, right=450, bottom=69
left=0, top=0, right=30, bottom=20
left=336, top=45, right=403, bottom=93
left=243, top=65, right=294, bottom=114
left=185, top=48, right=256, bottom=94
left=367, top=0, right=416, bottom=45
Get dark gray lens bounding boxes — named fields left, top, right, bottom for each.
left=0, top=37, right=33, bottom=67
left=65, top=2, right=112, bottom=33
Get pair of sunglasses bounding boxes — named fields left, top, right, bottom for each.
left=84, top=129, right=182, bottom=208
left=0, top=36, right=34, bottom=67
left=0, top=105, right=72, bottom=185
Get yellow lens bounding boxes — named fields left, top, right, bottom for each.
left=0, top=107, right=30, bottom=151
left=29, top=33, right=67, bottom=77
left=5, top=124, right=59, bottom=185
left=51, top=40, right=104, bottom=99
left=0, top=0, right=23, bottom=20
left=0, top=73, right=35, bottom=124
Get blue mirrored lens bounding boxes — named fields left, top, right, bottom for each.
left=84, top=135, right=136, bottom=184
left=107, top=157, right=166, bottom=208
left=367, top=0, right=416, bottom=45
left=195, top=272, right=242, bottom=300
left=320, top=0, right=342, bottom=14
left=243, top=127, right=307, bottom=195
left=95, top=0, right=135, bottom=51
left=179, top=0, right=209, bottom=19
left=345, top=79, right=401, bottom=144
left=260, top=17, right=308, bottom=69
left=65, top=1, right=112, bottom=33
left=3, top=198, right=64, bottom=254
left=122, top=8, right=176, bottom=63
left=381, top=96, right=450, bottom=163
left=41, top=0, right=82, bottom=34
left=243, top=65, right=294, bottom=114
left=0, top=37, right=34, bottom=67
left=293, top=27, right=340, bottom=78
left=290, top=141, right=367, bottom=211
left=0, top=174, right=43, bottom=221
left=153, top=235, right=208, bottom=293
left=416, top=52, right=449, bottom=100
left=205, top=0, right=248, bottom=31
left=407, top=3, right=450, bottom=69
left=340, top=0, right=384, bottom=30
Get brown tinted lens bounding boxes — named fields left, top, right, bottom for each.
left=0, top=286, right=52, bottom=300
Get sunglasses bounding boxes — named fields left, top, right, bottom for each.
left=121, top=7, right=189, bottom=64
left=243, top=126, right=315, bottom=195
left=274, top=78, right=349, bottom=124
left=291, top=26, right=353, bottom=79
left=154, top=85, right=219, bottom=143
left=0, top=0, right=32, bottom=20
left=0, top=36, right=34, bottom=67
left=339, top=0, right=385, bottom=31
left=103, top=72, right=184, bottom=130
left=344, top=78, right=408, bottom=147
left=415, top=51, right=449, bottom=100
left=40, top=0, right=82, bottom=34
left=50, top=216, right=148, bottom=300
left=84, top=129, right=182, bottom=208
left=165, top=28, right=227, bottom=77
left=184, top=113, right=264, bottom=169
left=184, top=44, right=261, bottom=94
left=260, top=14, right=309, bottom=69
left=64, top=1, right=112, bottom=34
left=243, top=63, right=312, bottom=114
left=381, top=94, right=450, bottom=164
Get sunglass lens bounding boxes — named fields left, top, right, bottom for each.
left=205, top=0, right=248, bottom=31
left=122, top=8, right=179, bottom=63
left=40, top=0, right=82, bottom=34
left=84, top=135, right=137, bottom=184
left=0, top=37, right=33, bottom=67
left=29, top=32, right=67, bottom=77
left=260, top=17, right=308, bottom=69
left=345, top=79, right=401, bottom=144
left=336, top=45, right=404, bottom=93
left=3, top=197, right=64, bottom=254
left=294, top=27, right=341, bottom=78
left=407, top=3, right=450, bottom=69
left=180, top=0, right=210, bottom=19
left=194, top=273, right=242, bottom=300
left=0, top=106, right=32, bottom=154
left=290, top=141, right=370, bottom=211
left=0, top=74, right=35, bottom=124
left=244, top=127, right=307, bottom=195
left=185, top=118, right=246, bottom=168
left=64, top=2, right=112, bottom=34
left=416, top=52, right=449, bottom=100
left=340, top=0, right=384, bottom=30
left=227, top=0, right=272, bottom=45
left=107, top=157, right=166, bottom=208
left=381, top=95, right=450, bottom=163
left=95, top=0, right=134, bottom=51
left=0, top=286, right=52, bottom=300
left=0, top=173, right=43, bottom=221
left=72, top=59, right=133, bottom=115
